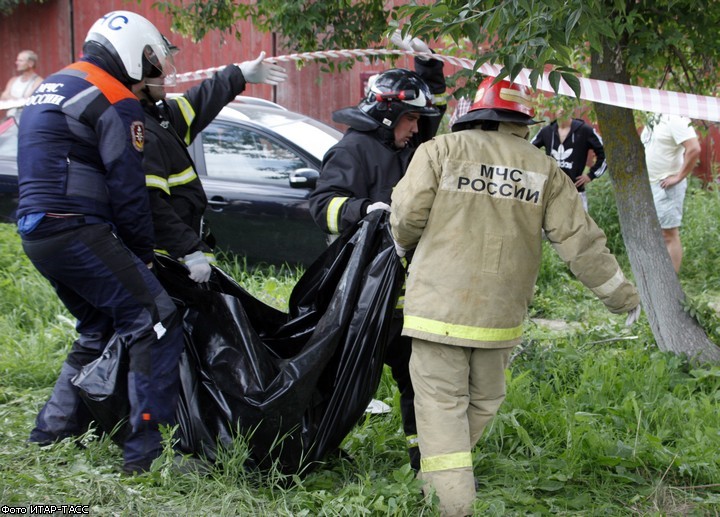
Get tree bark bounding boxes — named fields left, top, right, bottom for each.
left=590, top=40, right=720, bottom=364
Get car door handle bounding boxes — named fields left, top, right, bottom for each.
left=208, top=197, right=230, bottom=210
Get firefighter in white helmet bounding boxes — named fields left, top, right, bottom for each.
left=390, top=76, right=641, bottom=516
left=19, top=11, right=185, bottom=475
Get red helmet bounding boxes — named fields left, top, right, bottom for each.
left=469, top=76, right=535, bottom=117
left=452, top=76, right=537, bottom=130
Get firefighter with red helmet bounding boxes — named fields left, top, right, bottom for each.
left=308, top=35, right=447, bottom=471
left=390, top=77, right=640, bottom=515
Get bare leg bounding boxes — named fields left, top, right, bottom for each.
left=662, top=227, right=682, bottom=273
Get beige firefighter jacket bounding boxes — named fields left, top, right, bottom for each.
left=390, top=122, right=639, bottom=349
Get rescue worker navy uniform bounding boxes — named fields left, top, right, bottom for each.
left=531, top=118, right=607, bottom=191
left=17, top=57, right=184, bottom=470
left=308, top=57, right=447, bottom=471
left=143, top=64, right=250, bottom=259
left=391, top=121, right=639, bottom=516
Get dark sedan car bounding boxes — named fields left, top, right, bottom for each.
left=0, top=98, right=342, bottom=266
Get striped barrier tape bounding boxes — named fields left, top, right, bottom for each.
left=175, top=48, right=720, bottom=123
left=3, top=49, right=717, bottom=122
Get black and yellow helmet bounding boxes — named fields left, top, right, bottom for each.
left=358, top=68, right=439, bottom=128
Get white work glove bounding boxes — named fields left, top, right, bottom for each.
left=238, top=51, right=288, bottom=86
left=182, top=250, right=212, bottom=283
left=393, top=240, right=408, bottom=258
left=625, top=304, right=641, bottom=326
left=390, top=29, right=431, bottom=60
left=366, top=201, right=391, bottom=215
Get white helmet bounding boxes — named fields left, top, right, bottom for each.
left=84, top=11, right=172, bottom=83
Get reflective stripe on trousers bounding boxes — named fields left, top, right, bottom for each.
left=410, top=338, right=512, bottom=517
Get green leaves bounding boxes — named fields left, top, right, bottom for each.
left=154, top=0, right=720, bottom=98
left=153, top=0, right=244, bottom=43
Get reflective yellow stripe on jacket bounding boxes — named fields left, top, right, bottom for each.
left=404, top=315, right=523, bottom=343
left=421, top=452, right=472, bottom=473
left=146, top=175, right=170, bottom=195
left=168, top=166, right=198, bottom=187
left=146, top=166, right=197, bottom=194
left=327, top=196, right=348, bottom=234
left=170, top=96, right=196, bottom=145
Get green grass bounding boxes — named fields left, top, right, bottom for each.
left=1, top=178, right=720, bottom=515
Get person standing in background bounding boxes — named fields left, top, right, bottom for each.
left=641, top=113, right=701, bottom=273
left=1, top=50, right=43, bottom=121
left=531, top=96, right=606, bottom=212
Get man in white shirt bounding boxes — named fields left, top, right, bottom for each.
left=641, top=114, right=701, bottom=273
left=1, top=50, right=43, bottom=121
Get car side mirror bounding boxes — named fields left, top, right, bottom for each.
left=290, top=168, right=319, bottom=190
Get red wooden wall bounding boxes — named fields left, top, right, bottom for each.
left=0, top=0, right=457, bottom=132
left=1, top=0, right=717, bottom=182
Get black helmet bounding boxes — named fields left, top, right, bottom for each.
left=358, top=68, right=440, bottom=128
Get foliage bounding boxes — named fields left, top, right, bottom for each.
left=532, top=174, right=720, bottom=346
left=2, top=213, right=720, bottom=513
left=148, top=0, right=720, bottom=101
left=215, top=251, right=302, bottom=311
left=149, top=0, right=719, bottom=115
left=396, top=1, right=720, bottom=98
left=152, top=0, right=390, bottom=72
left=0, top=0, right=42, bottom=17
left=386, top=1, right=720, bottom=362
left=676, top=183, right=720, bottom=291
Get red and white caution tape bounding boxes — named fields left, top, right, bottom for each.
left=507, top=65, right=720, bottom=124
left=4, top=49, right=715, bottom=122
left=175, top=48, right=720, bottom=123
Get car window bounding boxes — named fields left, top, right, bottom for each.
left=269, top=117, right=341, bottom=162
left=201, top=122, right=308, bottom=185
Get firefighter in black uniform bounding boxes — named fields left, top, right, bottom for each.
left=138, top=41, right=287, bottom=282
left=308, top=35, right=447, bottom=471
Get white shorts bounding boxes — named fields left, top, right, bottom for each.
left=651, top=179, right=687, bottom=229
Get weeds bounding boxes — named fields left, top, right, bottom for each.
left=2, top=177, right=720, bottom=515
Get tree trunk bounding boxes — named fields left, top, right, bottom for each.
left=591, top=40, right=720, bottom=364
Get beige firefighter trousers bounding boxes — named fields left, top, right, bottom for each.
left=409, top=338, right=512, bottom=517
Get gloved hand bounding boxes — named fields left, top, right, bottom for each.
left=366, top=201, right=391, bottom=214
left=390, top=29, right=431, bottom=60
left=182, top=250, right=212, bottom=283
left=625, top=304, right=641, bottom=326
left=238, top=51, right=288, bottom=85
left=394, top=240, right=408, bottom=258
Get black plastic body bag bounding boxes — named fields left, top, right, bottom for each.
left=72, top=211, right=404, bottom=474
